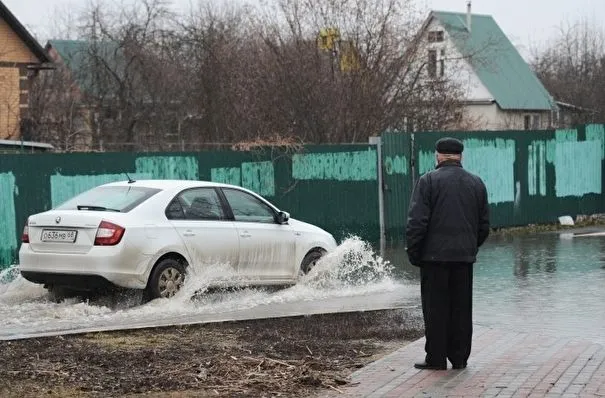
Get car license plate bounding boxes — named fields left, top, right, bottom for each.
left=41, top=229, right=78, bottom=243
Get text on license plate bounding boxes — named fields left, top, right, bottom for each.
left=41, top=229, right=78, bottom=243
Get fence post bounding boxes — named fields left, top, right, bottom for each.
left=369, top=136, right=385, bottom=255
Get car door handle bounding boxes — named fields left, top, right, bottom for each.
left=294, top=232, right=301, bottom=236
left=240, top=232, right=251, bottom=238
left=183, top=230, right=195, bottom=237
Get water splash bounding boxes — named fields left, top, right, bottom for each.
left=150, top=236, right=406, bottom=314
left=0, top=265, right=19, bottom=285
left=303, top=236, right=395, bottom=288
left=146, top=236, right=401, bottom=308
left=0, top=266, right=47, bottom=301
left=0, top=237, right=414, bottom=338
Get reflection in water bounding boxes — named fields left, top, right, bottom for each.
left=512, top=235, right=558, bottom=277
left=384, top=232, right=605, bottom=344
left=599, top=237, right=605, bottom=269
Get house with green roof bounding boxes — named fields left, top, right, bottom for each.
left=420, top=4, right=560, bottom=131
left=43, top=39, right=189, bottom=151
left=39, top=39, right=126, bottom=150
left=45, top=39, right=124, bottom=100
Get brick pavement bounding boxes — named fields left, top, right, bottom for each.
left=323, top=326, right=605, bottom=397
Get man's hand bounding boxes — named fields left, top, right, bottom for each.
left=405, top=247, right=421, bottom=267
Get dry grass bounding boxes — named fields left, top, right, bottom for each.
left=0, top=309, right=423, bottom=398
left=491, top=215, right=605, bottom=237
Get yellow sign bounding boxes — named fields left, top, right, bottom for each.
left=317, top=27, right=341, bottom=51
left=339, top=40, right=360, bottom=72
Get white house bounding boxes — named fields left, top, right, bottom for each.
left=418, top=3, right=558, bottom=131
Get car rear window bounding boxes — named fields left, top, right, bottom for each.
left=55, top=186, right=161, bottom=213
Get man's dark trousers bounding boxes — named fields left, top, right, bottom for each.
left=420, top=261, right=473, bottom=368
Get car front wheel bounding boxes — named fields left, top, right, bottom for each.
left=145, top=258, right=187, bottom=301
left=300, top=249, right=326, bottom=275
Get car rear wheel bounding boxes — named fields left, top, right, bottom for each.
left=300, top=249, right=326, bottom=275
left=46, top=285, right=85, bottom=303
left=145, top=258, right=187, bottom=301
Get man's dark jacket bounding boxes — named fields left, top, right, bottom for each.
left=405, top=160, right=490, bottom=265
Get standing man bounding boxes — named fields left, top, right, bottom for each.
left=406, top=137, right=490, bottom=370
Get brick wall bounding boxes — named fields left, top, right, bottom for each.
left=0, top=17, right=39, bottom=139
left=0, top=18, right=38, bottom=63
left=0, top=67, right=19, bottom=139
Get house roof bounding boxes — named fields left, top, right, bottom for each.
left=430, top=11, right=554, bottom=111
left=0, top=1, right=50, bottom=63
left=46, top=39, right=125, bottom=97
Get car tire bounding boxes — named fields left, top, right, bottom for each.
left=144, top=258, right=187, bottom=301
left=300, top=249, right=325, bottom=275
left=46, top=285, right=80, bottom=303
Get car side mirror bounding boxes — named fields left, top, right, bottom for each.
left=276, top=211, right=290, bottom=224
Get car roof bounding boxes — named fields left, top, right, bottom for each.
left=102, top=179, right=237, bottom=190
left=101, top=179, right=279, bottom=211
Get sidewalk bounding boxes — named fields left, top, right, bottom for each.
left=324, top=326, right=605, bottom=397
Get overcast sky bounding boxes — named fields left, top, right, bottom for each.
left=3, top=0, right=604, bottom=57
left=425, top=0, right=604, bottom=55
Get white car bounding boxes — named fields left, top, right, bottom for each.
left=19, top=179, right=337, bottom=301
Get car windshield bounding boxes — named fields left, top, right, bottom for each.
left=55, top=186, right=161, bottom=213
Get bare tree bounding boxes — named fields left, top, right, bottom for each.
left=242, top=0, right=467, bottom=142
left=79, top=0, right=189, bottom=150
left=28, top=0, right=186, bottom=151
left=531, top=19, right=605, bottom=124
left=27, top=61, right=92, bottom=151
left=174, top=1, right=254, bottom=144
left=28, top=0, right=471, bottom=150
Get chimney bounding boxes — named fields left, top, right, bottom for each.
left=466, top=1, right=472, bottom=32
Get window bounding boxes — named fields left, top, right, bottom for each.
left=428, top=31, right=444, bottom=43
left=523, top=114, right=541, bottom=130
left=169, top=188, right=225, bottom=220
left=56, top=186, right=161, bottom=212
left=428, top=50, right=437, bottom=78
left=552, top=110, right=559, bottom=128
left=532, top=114, right=541, bottom=129
left=165, top=199, right=186, bottom=220
left=222, top=189, right=276, bottom=223
left=440, top=49, right=446, bottom=77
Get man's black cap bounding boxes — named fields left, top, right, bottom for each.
left=435, top=137, right=464, bottom=154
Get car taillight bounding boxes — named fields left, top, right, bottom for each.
left=22, top=218, right=30, bottom=243
left=94, top=221, right=125, bottom=246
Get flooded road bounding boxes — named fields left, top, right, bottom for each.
left=2, top=232, right=605, bottom=343
left=0, top=238, right=417, bottom=340
left=386, top=231, right=605, bottom=345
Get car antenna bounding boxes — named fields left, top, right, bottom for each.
left=125, top=173, right=136, bottom=184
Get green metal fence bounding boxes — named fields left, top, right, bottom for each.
left=381, top=133, right=413, bottom=245
left=0, top=145, right=381, bottom=268
left=2, top=124, right=605, bottom=268
left=382, top=124, right=605, bottom=243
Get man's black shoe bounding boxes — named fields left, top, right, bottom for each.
left=414, top=361, right=446, bottom=370
left=452, top=363, right=467, bottom=370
